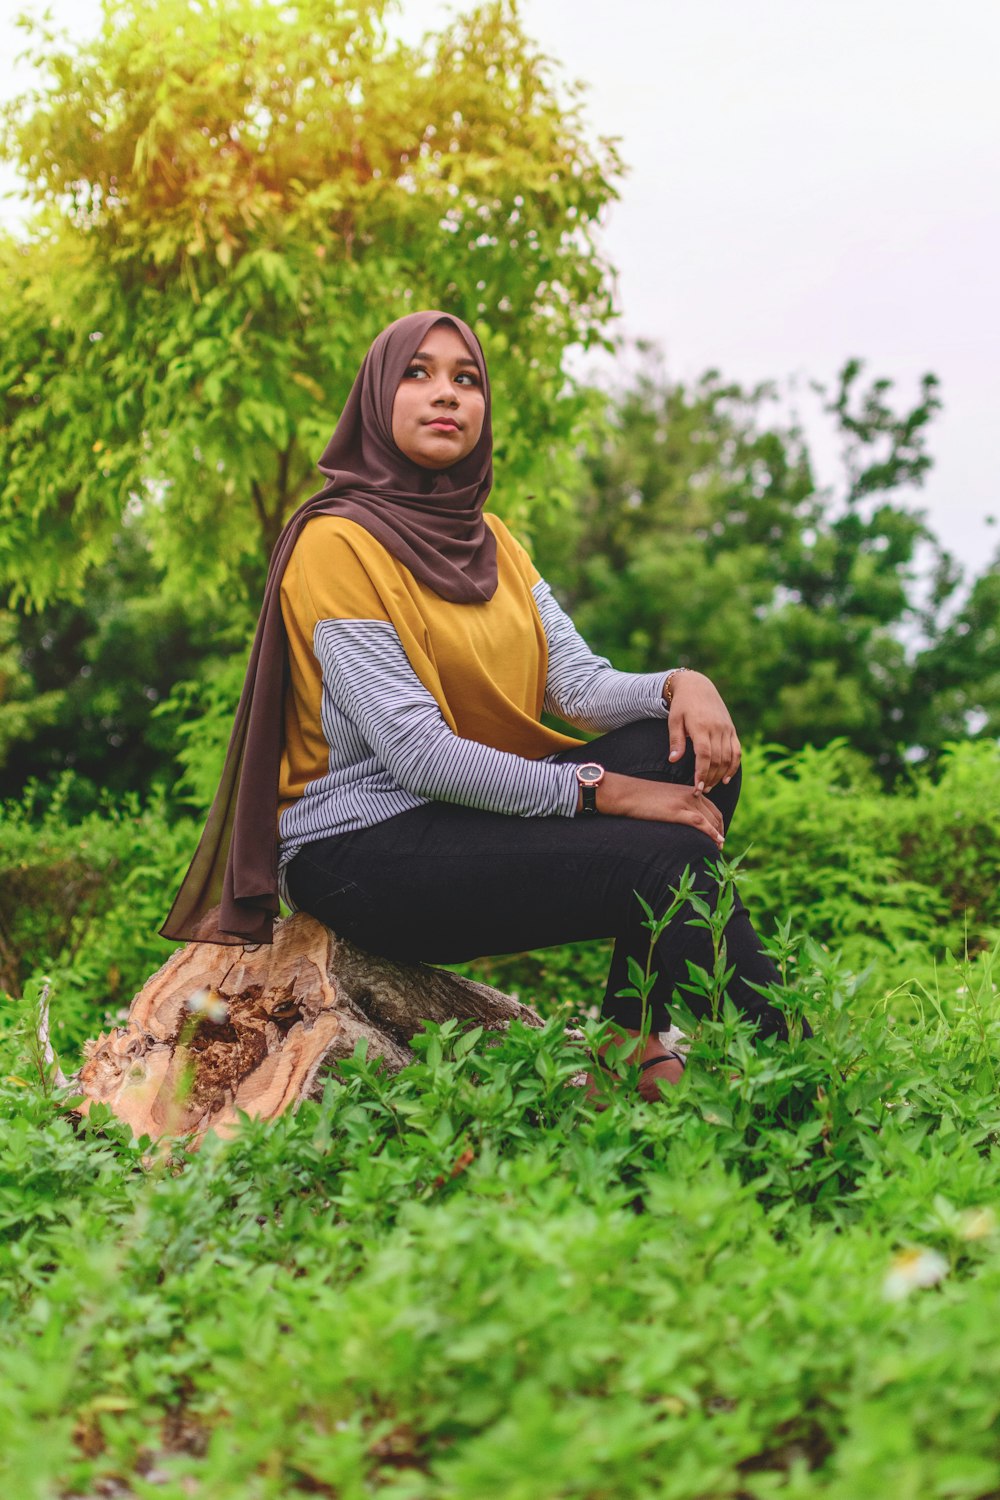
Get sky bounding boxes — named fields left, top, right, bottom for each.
left=2, top=0, right=998, bottom=581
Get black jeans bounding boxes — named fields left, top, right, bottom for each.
left=285, top=720, right=805, bottom=1040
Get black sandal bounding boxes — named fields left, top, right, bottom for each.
left=585, top=1047, right=686, bottom=1106
left=638, top=1051, right=686, bottom=1074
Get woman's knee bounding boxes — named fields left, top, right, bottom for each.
left=709, top=761, right=742, bottom=831
left=629, top=835, right=724, bottom=918
left=669, top=739, right=742, bottom=805
left=561, top=718, right=672, bottom=778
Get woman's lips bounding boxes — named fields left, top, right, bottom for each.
left=425, top=419, right=460, bottom=431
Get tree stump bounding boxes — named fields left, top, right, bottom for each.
left=71, top=913, right=544, bottom=1146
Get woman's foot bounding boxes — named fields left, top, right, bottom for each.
left=584, top=1027, right=685, bottom=1106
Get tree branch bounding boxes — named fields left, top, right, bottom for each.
left=250, top=479, right=270, bottom=543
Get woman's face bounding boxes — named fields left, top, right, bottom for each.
left=390, top=321, right=486, bottom=469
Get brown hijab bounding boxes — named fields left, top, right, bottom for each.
left=160, top=310, right=497, bottom=945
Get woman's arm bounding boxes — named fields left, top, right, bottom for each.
left=314, top=616, right=579, bottom=818
left=587, top=770, right=725, bottom=842
left=533, top=579, right=674, bottom=731
left=316, top=618, right=724, bottom=846
left=663, top=670, right=742, bottom=793
left=534, top=578, right=740, bottom=798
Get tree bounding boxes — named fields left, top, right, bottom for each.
left=532, top=350, right=958, bottom=773
left=0, top=610, right=63, bottom=770
left=0, top=527, right=235, bottom=799
left=911, top=552, right=1000, bottom=754
left=0, top=0, right=620, bottom=607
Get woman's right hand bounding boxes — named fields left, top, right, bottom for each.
left=594, top=772, right=725, bottom=848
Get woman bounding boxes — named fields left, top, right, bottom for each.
left=162, top=309, right=806, bottom=1101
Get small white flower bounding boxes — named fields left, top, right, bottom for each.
left=959, top=1207, right=996, bottom=1242
left=186, top=988, right=228, bottom=1023
left=883, top=1247, right=949, bottom=1301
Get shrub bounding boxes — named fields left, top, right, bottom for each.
left=735, top=739, right=1000, bottom=1001
left=0, top=774, right=196, bottom=1052
left=1, top=929, right=999, bottom=1498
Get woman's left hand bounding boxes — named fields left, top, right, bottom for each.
left=665, top=670, right=741, bottom=792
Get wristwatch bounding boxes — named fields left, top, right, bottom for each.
left=575, top=761, right=606, bottom=816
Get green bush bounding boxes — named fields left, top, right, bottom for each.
left=2, top=748, right=1000, bottom=1495
left=1, top=928, right=1000, bottom=1498
left=0, top=775, right=196, bottom=1052
left=152, top=649, right=248, bottom=816
left=735, top=738, right=1000, bottom=1001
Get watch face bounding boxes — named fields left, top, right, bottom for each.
left=578, top=763, right=604, bottom=785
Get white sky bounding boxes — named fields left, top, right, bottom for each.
left=2, top=0, right=998, bottom=579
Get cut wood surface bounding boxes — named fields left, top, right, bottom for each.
left=72, top=912, right=543, bottom=1145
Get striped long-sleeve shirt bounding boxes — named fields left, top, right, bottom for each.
left=276, top=513, right=671, bottom=870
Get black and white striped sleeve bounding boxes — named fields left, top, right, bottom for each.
left=533, top=579, right=672, bottom=731
left=314, top=618, right=579, bottom=817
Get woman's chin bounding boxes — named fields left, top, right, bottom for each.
left=409, top=440, right=466, bottom=470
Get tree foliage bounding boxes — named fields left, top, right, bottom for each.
left=533, top=352, right=985, bottom=772
left=0, top=528, right=234, bottom=795
left=1, top=1, right=996, bottom=792
left=0, top=0, right=621, bottom=605
left=913, top=560, right=1000, bottom=750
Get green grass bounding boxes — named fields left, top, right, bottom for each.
left=2, top=740, right=1000, bottom=1497
left=2, top=931, right=1000, bottom=1499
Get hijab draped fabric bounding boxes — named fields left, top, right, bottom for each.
left=160, top=310, right=497, bottom=945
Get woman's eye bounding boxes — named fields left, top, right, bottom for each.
left=402, top=364, right=479, bottom=386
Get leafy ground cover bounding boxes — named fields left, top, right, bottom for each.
left=2, top=742, right=1000, bottom=1498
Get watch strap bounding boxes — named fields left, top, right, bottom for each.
left=575, top=762, right=605, bottom=817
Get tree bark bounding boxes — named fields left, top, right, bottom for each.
left=71, top=913, right=543, bottom=1146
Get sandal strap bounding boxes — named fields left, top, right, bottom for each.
left=595, top=1046, right=686, bottom=1075
left=638, top=1051, right=684, bottom=1074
